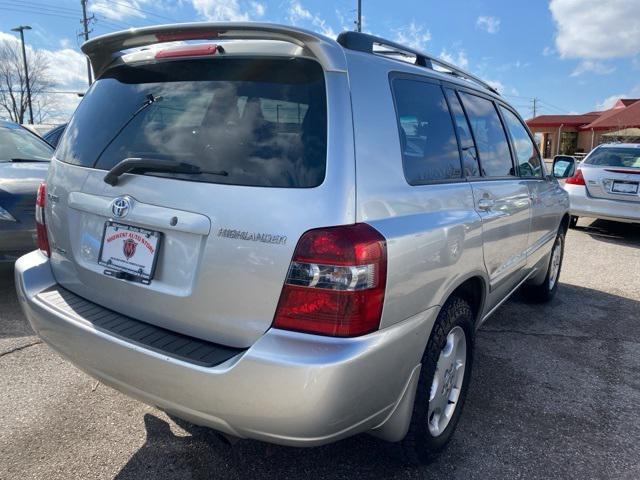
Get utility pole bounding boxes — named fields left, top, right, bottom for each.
left=81, top=0, right=93, bottom=85
left=531, top=97, right=538, bottom=118
left=356, top=0, right=362, bottom=32
left=11, top=25, right=33, bottom=125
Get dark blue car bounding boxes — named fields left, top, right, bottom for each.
left=0, top=120, right=53, bottom=262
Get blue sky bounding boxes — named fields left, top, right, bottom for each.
left=1, top=0, right=639, bottom=122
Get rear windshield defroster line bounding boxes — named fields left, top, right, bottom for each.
left=56, top=57, right=328, bottom=188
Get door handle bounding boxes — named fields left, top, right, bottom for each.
left=477, top=198, right=495, bottom=211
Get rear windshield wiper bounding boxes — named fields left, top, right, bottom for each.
left=104, top=157, right=228, bottom=186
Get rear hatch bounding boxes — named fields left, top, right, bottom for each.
left=46, top=49, right=355, bottom=348
left=581, top=145, right=640, bottom=203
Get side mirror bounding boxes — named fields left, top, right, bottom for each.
left=552, top=155, right=576, bottom=179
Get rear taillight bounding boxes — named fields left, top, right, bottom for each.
left=565, top=169, right=586, bottom=186
left=35, top=182, right=50, bottom=257
left=273, top=224, right=387, bottom=337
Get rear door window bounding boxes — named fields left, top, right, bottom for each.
left=444, top=89, right=480, bottom=177
left=392, top=79, right=462, bottom=184
left=459, top=92, right=514, bottom=178
left=500, top=106, right=543, bottom=178
left=56, top=58, right=327, bottom=188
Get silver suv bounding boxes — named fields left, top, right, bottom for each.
left=15, top=23, right=569, bottom=461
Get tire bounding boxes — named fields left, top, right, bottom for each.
left=522, top=231, right=564, bottom=303
left=400, top=296, right=474, bottom=464
left=569, top=216, right=578, bottom=229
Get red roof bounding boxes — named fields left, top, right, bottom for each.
left=583, top=99, right=640, bottom=130
left=526, top=98, right=640, bottom=131
left=526, top=114, right=600, bottom=128
left=616, top=99, right=639, bottom=107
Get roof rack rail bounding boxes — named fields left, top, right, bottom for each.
left=336, top=31, right=499, bottom=95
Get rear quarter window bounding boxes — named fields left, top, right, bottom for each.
left=56, top=57, right=327, bottom=188
left=391, top=78, right=463, bottom=184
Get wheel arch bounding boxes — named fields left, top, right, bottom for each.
left=440, top=273, right=488, bottom=329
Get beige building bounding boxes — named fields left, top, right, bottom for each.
left=526, top=99, right=640, bottom=159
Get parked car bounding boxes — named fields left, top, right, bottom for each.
left=554, top=144, right=640, bottom=226
left=14, top=24, right=570, bottom=462
left=0, top=120, right=53, bottom=262
left=42, top=124, right=67, bottom=148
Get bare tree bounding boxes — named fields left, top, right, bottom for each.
left=0, top=38, right=53, bottom=124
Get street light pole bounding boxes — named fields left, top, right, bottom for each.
left=356, top=0, right=362, bottom=32
left=11, top=25, right=34, bottom=125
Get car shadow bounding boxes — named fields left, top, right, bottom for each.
left=112, top=281, right=640, bottom=480
left=114, top=414, right=412, bottom=480
left=574, top=219, right=640, bottom=247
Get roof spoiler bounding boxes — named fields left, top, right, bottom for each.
left=81, top=22, right=347, bottom=78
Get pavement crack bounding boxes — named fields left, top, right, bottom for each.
left=0, top=340, right=42, bottom=358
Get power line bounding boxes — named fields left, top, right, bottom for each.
left=2, top=0, right=80, bottom=15
left=0, top=4, right=79, bottom=21
left=537, top=99, right=571, bottom=114
left=99, top=0, right=176, bottom=22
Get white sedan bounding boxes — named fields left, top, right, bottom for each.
left=553, top=144, right=640, bottom=226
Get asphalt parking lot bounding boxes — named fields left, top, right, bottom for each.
left=1, top=219, right=639, bottom=480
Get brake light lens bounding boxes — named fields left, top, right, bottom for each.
left=155, top=44, right=219, bottom=59
left=273, top=224, right=387, bottom=337
left=565, top=169, right=586, bottom=186
left=35, top=182, right=50, bottom=257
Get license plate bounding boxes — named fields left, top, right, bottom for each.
left=611, top=181, right=639, bottom=194
left=98, top=222, right=162, bottom=284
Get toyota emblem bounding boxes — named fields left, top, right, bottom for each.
left=111, top=197, right=131, bottom=218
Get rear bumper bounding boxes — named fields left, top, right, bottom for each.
left=15, top=250, right=434, bottom=446
left=565, top=184, right=640, bottom=223
left=0, top=227, right=36, bottom=262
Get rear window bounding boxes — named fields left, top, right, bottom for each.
left=584, top=147, right=640, bottom=169
left=0, top=125, right=53, bottom=162
left=56, top=57, right=327, bottom=188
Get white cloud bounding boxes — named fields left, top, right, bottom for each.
left=570, top=60, right=616, bottom=76
left=287, top=1, right=337, bottom=38
left=394, top=22, right=431, bottom=51
left=550, top=0, right=640, bottom=59
left=250, top=1, right=265, bottom=17
left=542, top=46, right=555, bottom=56
left=596, top=85, right=640, bottom=110
left=476, top=16, right=500, bottom=34
left=90, top=0, right=147, bottom=21
left=192, top=0, right=251, bottom=21
left=486, top=80, right=505, bottom=93
left=42, top=49, right=88, bottom=88
left=0, top=31, right=87, bottom=123
left=596, top=95, right=625, bottom=110
left=0, top=31, right=86, bottom=89
left=439, top=49, right=468, bottom=69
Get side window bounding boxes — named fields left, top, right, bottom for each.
left=444, top=89, right=480, bottom=177
left=392, top=79, right=462, bottom=184
left=500, top=106, right=543, bottom=178
left=459, top=92, right=514, bottom=177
